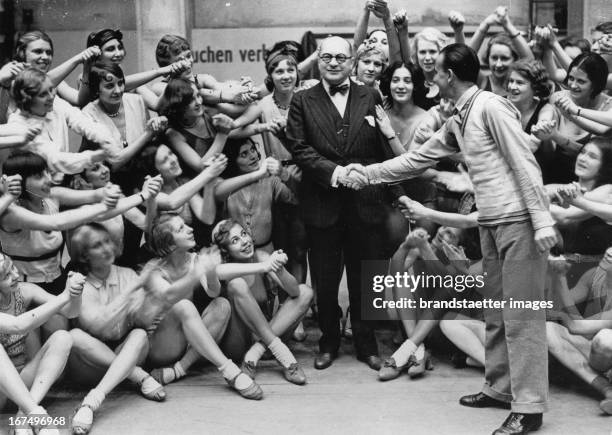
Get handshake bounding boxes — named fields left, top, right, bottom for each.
left=337, top=163, right=370, bottom=190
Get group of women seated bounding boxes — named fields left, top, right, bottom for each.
left=1, top=1, right=612, bottom=432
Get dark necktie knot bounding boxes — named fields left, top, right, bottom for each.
left=330, top=84, right=349, bottom=96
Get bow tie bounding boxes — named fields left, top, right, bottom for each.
left=329, top=84, right=349, bottom=96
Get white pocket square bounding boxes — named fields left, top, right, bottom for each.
left=364, top=115, right=375, bottom=127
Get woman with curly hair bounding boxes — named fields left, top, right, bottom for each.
left=505, top=59, right=555, bottom=181
left=353, top=43, right=387, bottom=89
left=211, top=219, right=312, bottom=385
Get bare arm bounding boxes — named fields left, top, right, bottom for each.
left=156, top=156, right=226, bottom=211
left=166, top=129, right=229, bottom=173
left=0, top=202, right=109, bottom=232
left=353, top=3, right=371, bottom=52
left=381, top=10, right=402, bottom=64
left=110, top=117, right=167, bottom=171
left=47, top=47, right=100, bottom=88
left=0, top=289, right=71, bottom=334
left=268, top=266, right=300, bottom=298
left=403, top=199, right=479, bottom=228
left=146, top=268, right=202, bottom=306
left=500, top=13, right=534, bottom=61
left=51, top=186, right=103, bottom=207
left=214, top=165, right=268, bottom=202
left=541, top=46, right=567, bottom=84
left=188, top=181, right=218, bottom=225
left=25, top=277, right=83, bottom=319
left=216, top=263, right=269, bottom=282
left=230, top=103, right=263, bottom=129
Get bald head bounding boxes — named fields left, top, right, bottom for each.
left=319, top=36, right=353, bottom=56
left=318, top=35, right=353, bottom=85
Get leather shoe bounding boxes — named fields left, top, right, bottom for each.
left=283, top=363, right=307, bottom=385
left=358, top=355, right=382, bottom=371
left=314, top=352, right=336, bottom=370
left=492, top=412, right=542, bottom=435
left=600, top=397, right=612, bottom=414
left=459, top=392, right=511, bottom=409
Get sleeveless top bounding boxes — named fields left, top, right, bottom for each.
left=0, top=288, right=27, bottom=370
left=0, top=199, right=63, bottom=283
left=524, top=100, right=554, bottom=184
left=482, top=76, right=509, bottom=98
left=140, top=253, right=215, bottom=335
left=548, top=91, right=612, bottom=183
left=178, top=118, right=216, bottom=155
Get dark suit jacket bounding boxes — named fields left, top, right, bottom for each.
left=285, top=80, right=400, bottom=228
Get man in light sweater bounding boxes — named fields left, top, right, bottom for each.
left=345, top=44, right=558, bottom=435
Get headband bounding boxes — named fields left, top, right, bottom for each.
left=87, top=29, right=123, bottom=48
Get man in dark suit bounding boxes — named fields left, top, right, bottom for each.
left=285, top=36, right=397, bottom=370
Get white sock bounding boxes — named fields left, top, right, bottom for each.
left=83, top=388, right=106, bottom=411
left=219, top=359, right=252, bottom=390
left=391, top=339, right=417, bottom=367
left=244, top=341, right=266, bottom=365
left=173, top=361, right=186, bottom=378
left=268, top=337, right=297, bottom=368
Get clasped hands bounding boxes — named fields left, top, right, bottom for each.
left=337, top=163, right=369, bottom=190
left=553, top=181, right=584, bottom=208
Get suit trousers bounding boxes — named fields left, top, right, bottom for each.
left=306, top=215, right=384, bottom=357
left=479, top=221, right=549, bottom=414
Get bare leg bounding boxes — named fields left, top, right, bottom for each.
left=0, top=347, right=39, bottom=414
left=173, top=300, right=231, bottom=367
left=148, top=299, right=262, bottom=397
left=590, top=328, right=612, bottom=373
left=69, top=328, right=151, bottom=392
left=546, top=321, right=597, bottom=384
left=175, top=298, right=232, bottom=372
left=19, top=330, right=72, bottom=404
left=440, top=313, right=486, bottom=367
left=268, top=285, right=313, bottom=337
left=227, top=278, right=277, bottom=346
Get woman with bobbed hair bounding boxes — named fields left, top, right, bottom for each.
left=532, top=52, right=612, bottom=183
left=81, top=62, right=168, bottom=193
left=211, top=219, right=312, bottom=385
left=353, top=43, right=387, bottom=89
left=159, top=77, right=237, bottom=175
left=6, top=67, right=118, bottom=183
left=541, top=53, right=612, bottom=131
left=505, top=59, right=555, bottom=182
left=409, top=27, right=449, bottom=109
left=67, top=223, right=167, bottom=435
